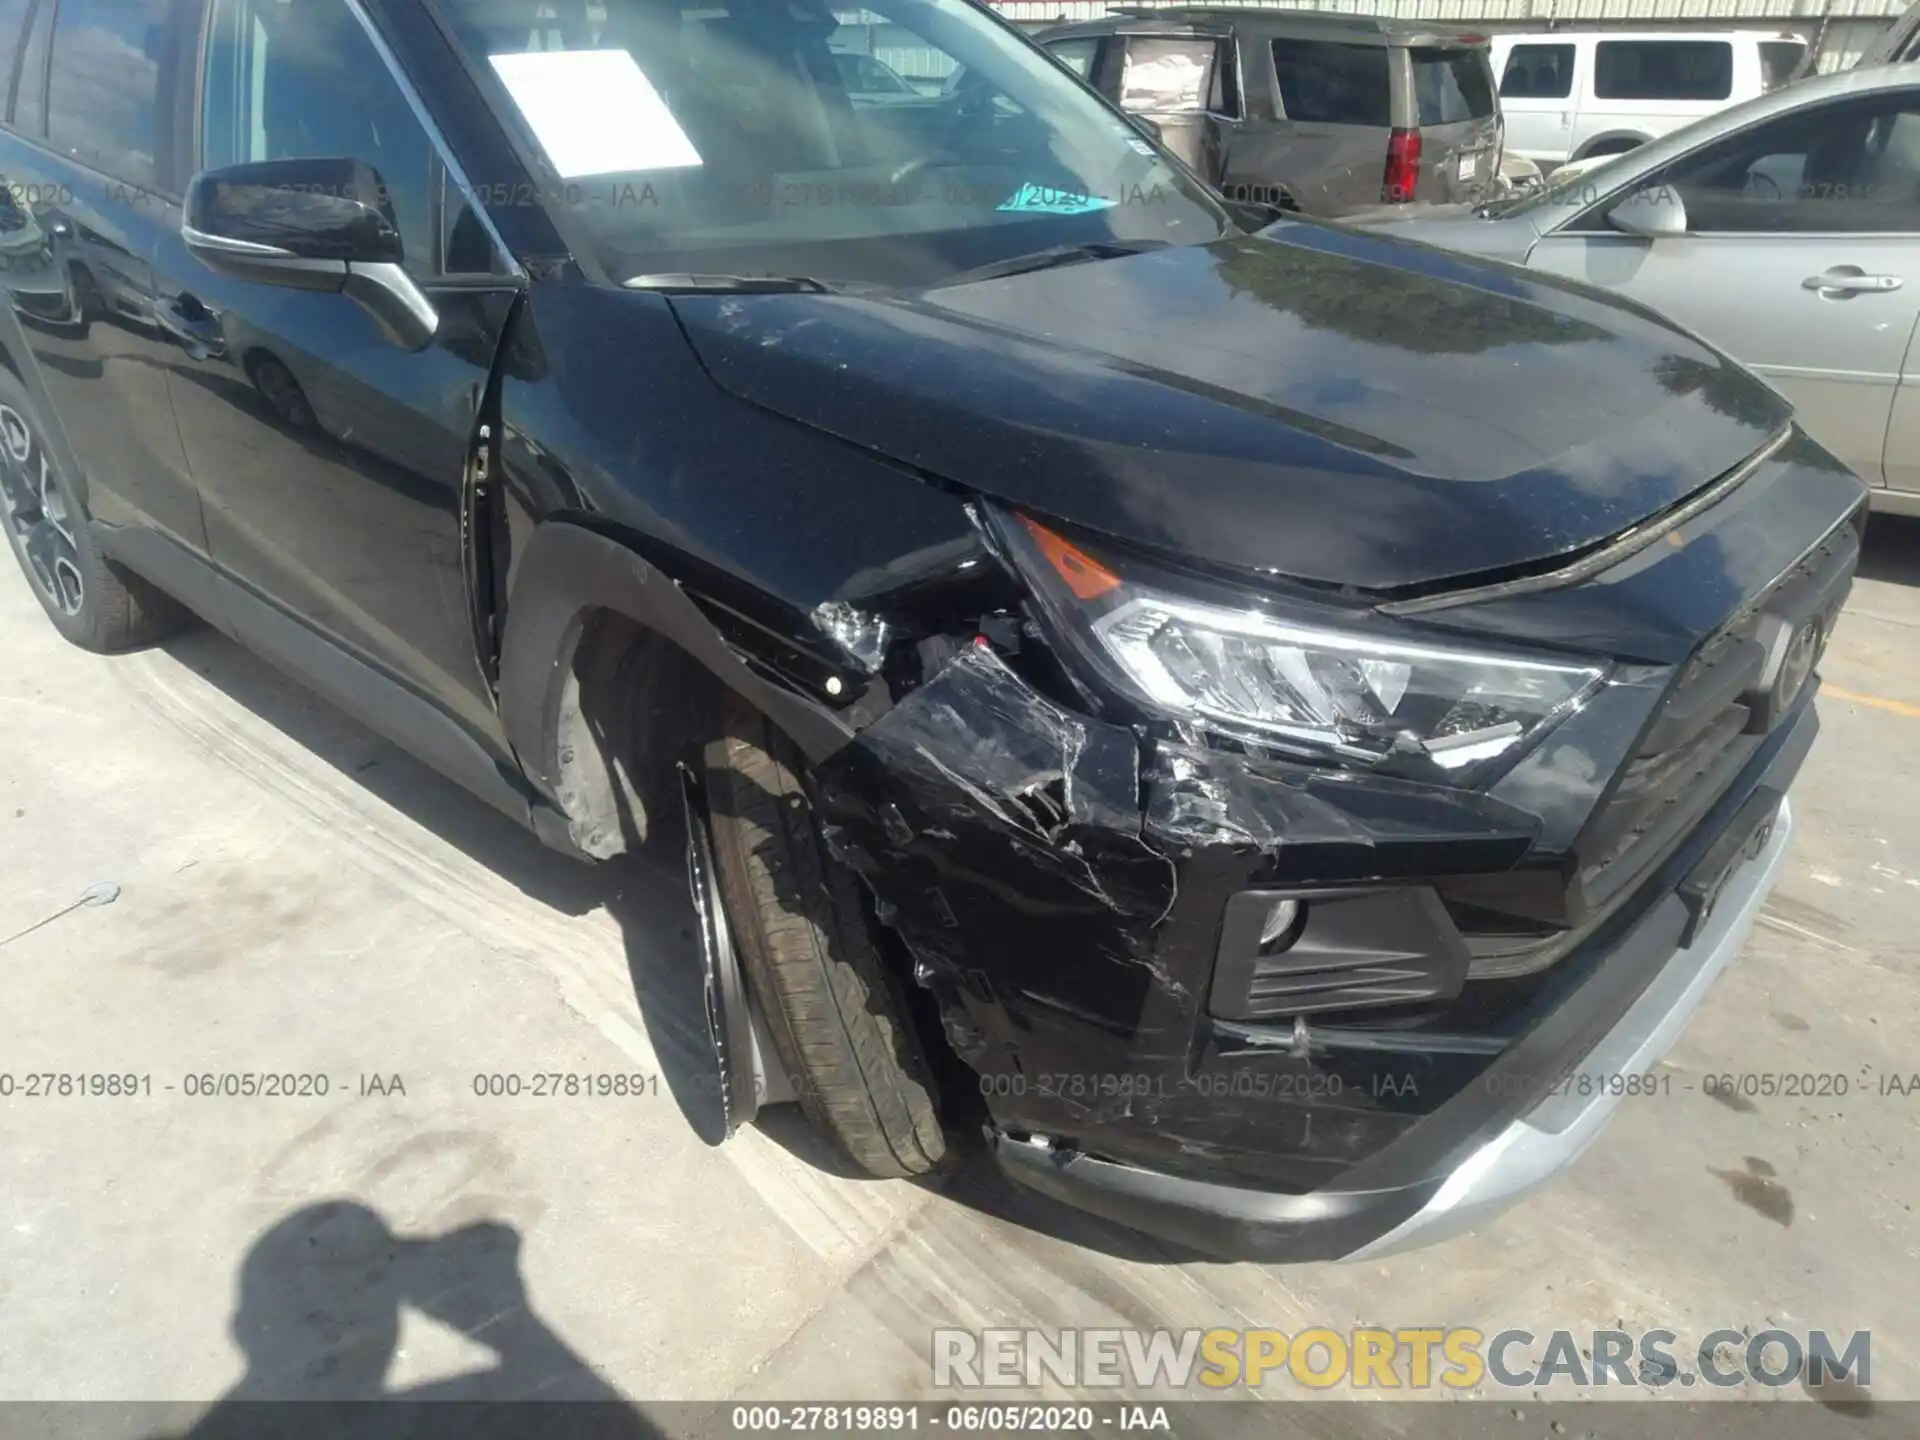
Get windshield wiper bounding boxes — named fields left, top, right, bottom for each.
left=931, top=239, right=1170, bottom=288
left=623, top=272, right=841, bottom=294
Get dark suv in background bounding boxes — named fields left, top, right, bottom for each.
left=1038, top=8, right=1503, bottom=214
left=0, top=0, right=1860, bottom=1260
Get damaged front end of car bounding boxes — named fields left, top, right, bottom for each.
left=773, top=431, right=1862, bottom=1261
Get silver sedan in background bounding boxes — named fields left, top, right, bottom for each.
left=1360, top=63, right=1920, bottom=513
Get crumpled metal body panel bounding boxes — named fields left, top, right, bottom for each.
left=813, top=645, right=1542, bottom=1191
left=1144, top=740, right=1539, bottom=873
left=813, top=645, right=1179, bottom=1066
left=484, top=266, right=1863, bottom=1201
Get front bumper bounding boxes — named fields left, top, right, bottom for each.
left=806, top=434, right=1857, bottom=1262
left=991, top=794, right=1793, bottom=1262
left=813, top=633, right=1818, bottom=1261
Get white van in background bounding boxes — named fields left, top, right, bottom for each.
left=1491, top=30, right=1810, bottom=167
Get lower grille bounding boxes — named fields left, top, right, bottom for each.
left=1576, top=703, right=1760, bottom=915
left=1572, top=514, right=1859, bottom=919
left=1455, top=700, right=1769, bottom=981
left=1449, top=508, right=1861, bottom=975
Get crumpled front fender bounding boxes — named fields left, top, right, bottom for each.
left=812, top=643, right=1541, bottom=1186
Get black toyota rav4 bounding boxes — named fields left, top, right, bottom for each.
left=0, top=0, right=1862, bottom=1260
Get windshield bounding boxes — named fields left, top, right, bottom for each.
left=440, top=0, right=1228, bottom=287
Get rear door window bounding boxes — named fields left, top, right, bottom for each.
left=1270, top=38, right=1389, bottom=127
left=1045, top=37, right=1101, bottom=81
left=1119, top=36, right=1217, bottom=114
left=46, top=0, right=182, bottom=188
left=1593, top=40, right=1733, bottom=102
left=1500, top=42, right=1575, bottom=100
left=1411, top=45, right=1495, bottom=124
left=6, top=0, right=54, bottom=134
left=13, top=0, right=51, bottom=134
left=1759, top=40, right=1807, bottom=92
left=830, top=21, right=955, bottom=97
left=832, top=51, right=916, bottom=98
left=1, top=0, right=29, bottom=122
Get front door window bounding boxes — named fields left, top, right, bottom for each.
left=201, top=0, right=441, bottom=275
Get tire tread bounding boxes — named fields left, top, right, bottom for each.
left=0, top=370, right=188, bottom=653
left=704, top=699, right=945, bottom=1178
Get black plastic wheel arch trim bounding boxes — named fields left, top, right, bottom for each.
left=496, top=520, right=857, bottom=822
left=681, top=764, right=760, bottom=1136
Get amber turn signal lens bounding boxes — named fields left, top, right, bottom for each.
left=1016, top=513, right=1121, bottom=601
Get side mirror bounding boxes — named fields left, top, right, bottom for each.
left=1605, top=184, right=1688, bottom=239
left=182, top=158, right=438, bottom=351
left=1125, top=112, right=1164, bottom=144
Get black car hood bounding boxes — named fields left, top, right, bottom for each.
left=669, top=222, right=1789, bottom=593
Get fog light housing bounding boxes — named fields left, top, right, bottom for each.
left=1210, top=886, right=1471, bottom=1020
left=1258, top=897, right=1307, bottom=953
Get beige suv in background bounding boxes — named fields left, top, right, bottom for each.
left=1039, top=8, right=1504, bottom=215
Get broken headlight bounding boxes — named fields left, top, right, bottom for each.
left=996, top=510, right=1606, bottom=778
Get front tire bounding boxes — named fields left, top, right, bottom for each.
left=0, top=370, right=187, bottom=652
left=703, top=697, right=947, bottom=1178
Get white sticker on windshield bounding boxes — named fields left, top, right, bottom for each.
left=488, top=49, right=702, bottom=178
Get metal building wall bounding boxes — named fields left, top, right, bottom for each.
left=1814, top=15, right=1901, bottom=65
left=988, top=0, right=1906, bottom=71
left=990, top=0, right=1907, bottom=20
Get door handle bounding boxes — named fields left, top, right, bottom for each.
left=158, top=294, right=226, bottom=359
left=1802, top=268, right=1903, bottom=295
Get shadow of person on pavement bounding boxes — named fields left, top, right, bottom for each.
left=164, top=1201, right=660, bottom=1440
left=129, top=630, right=1193, bottom=1267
